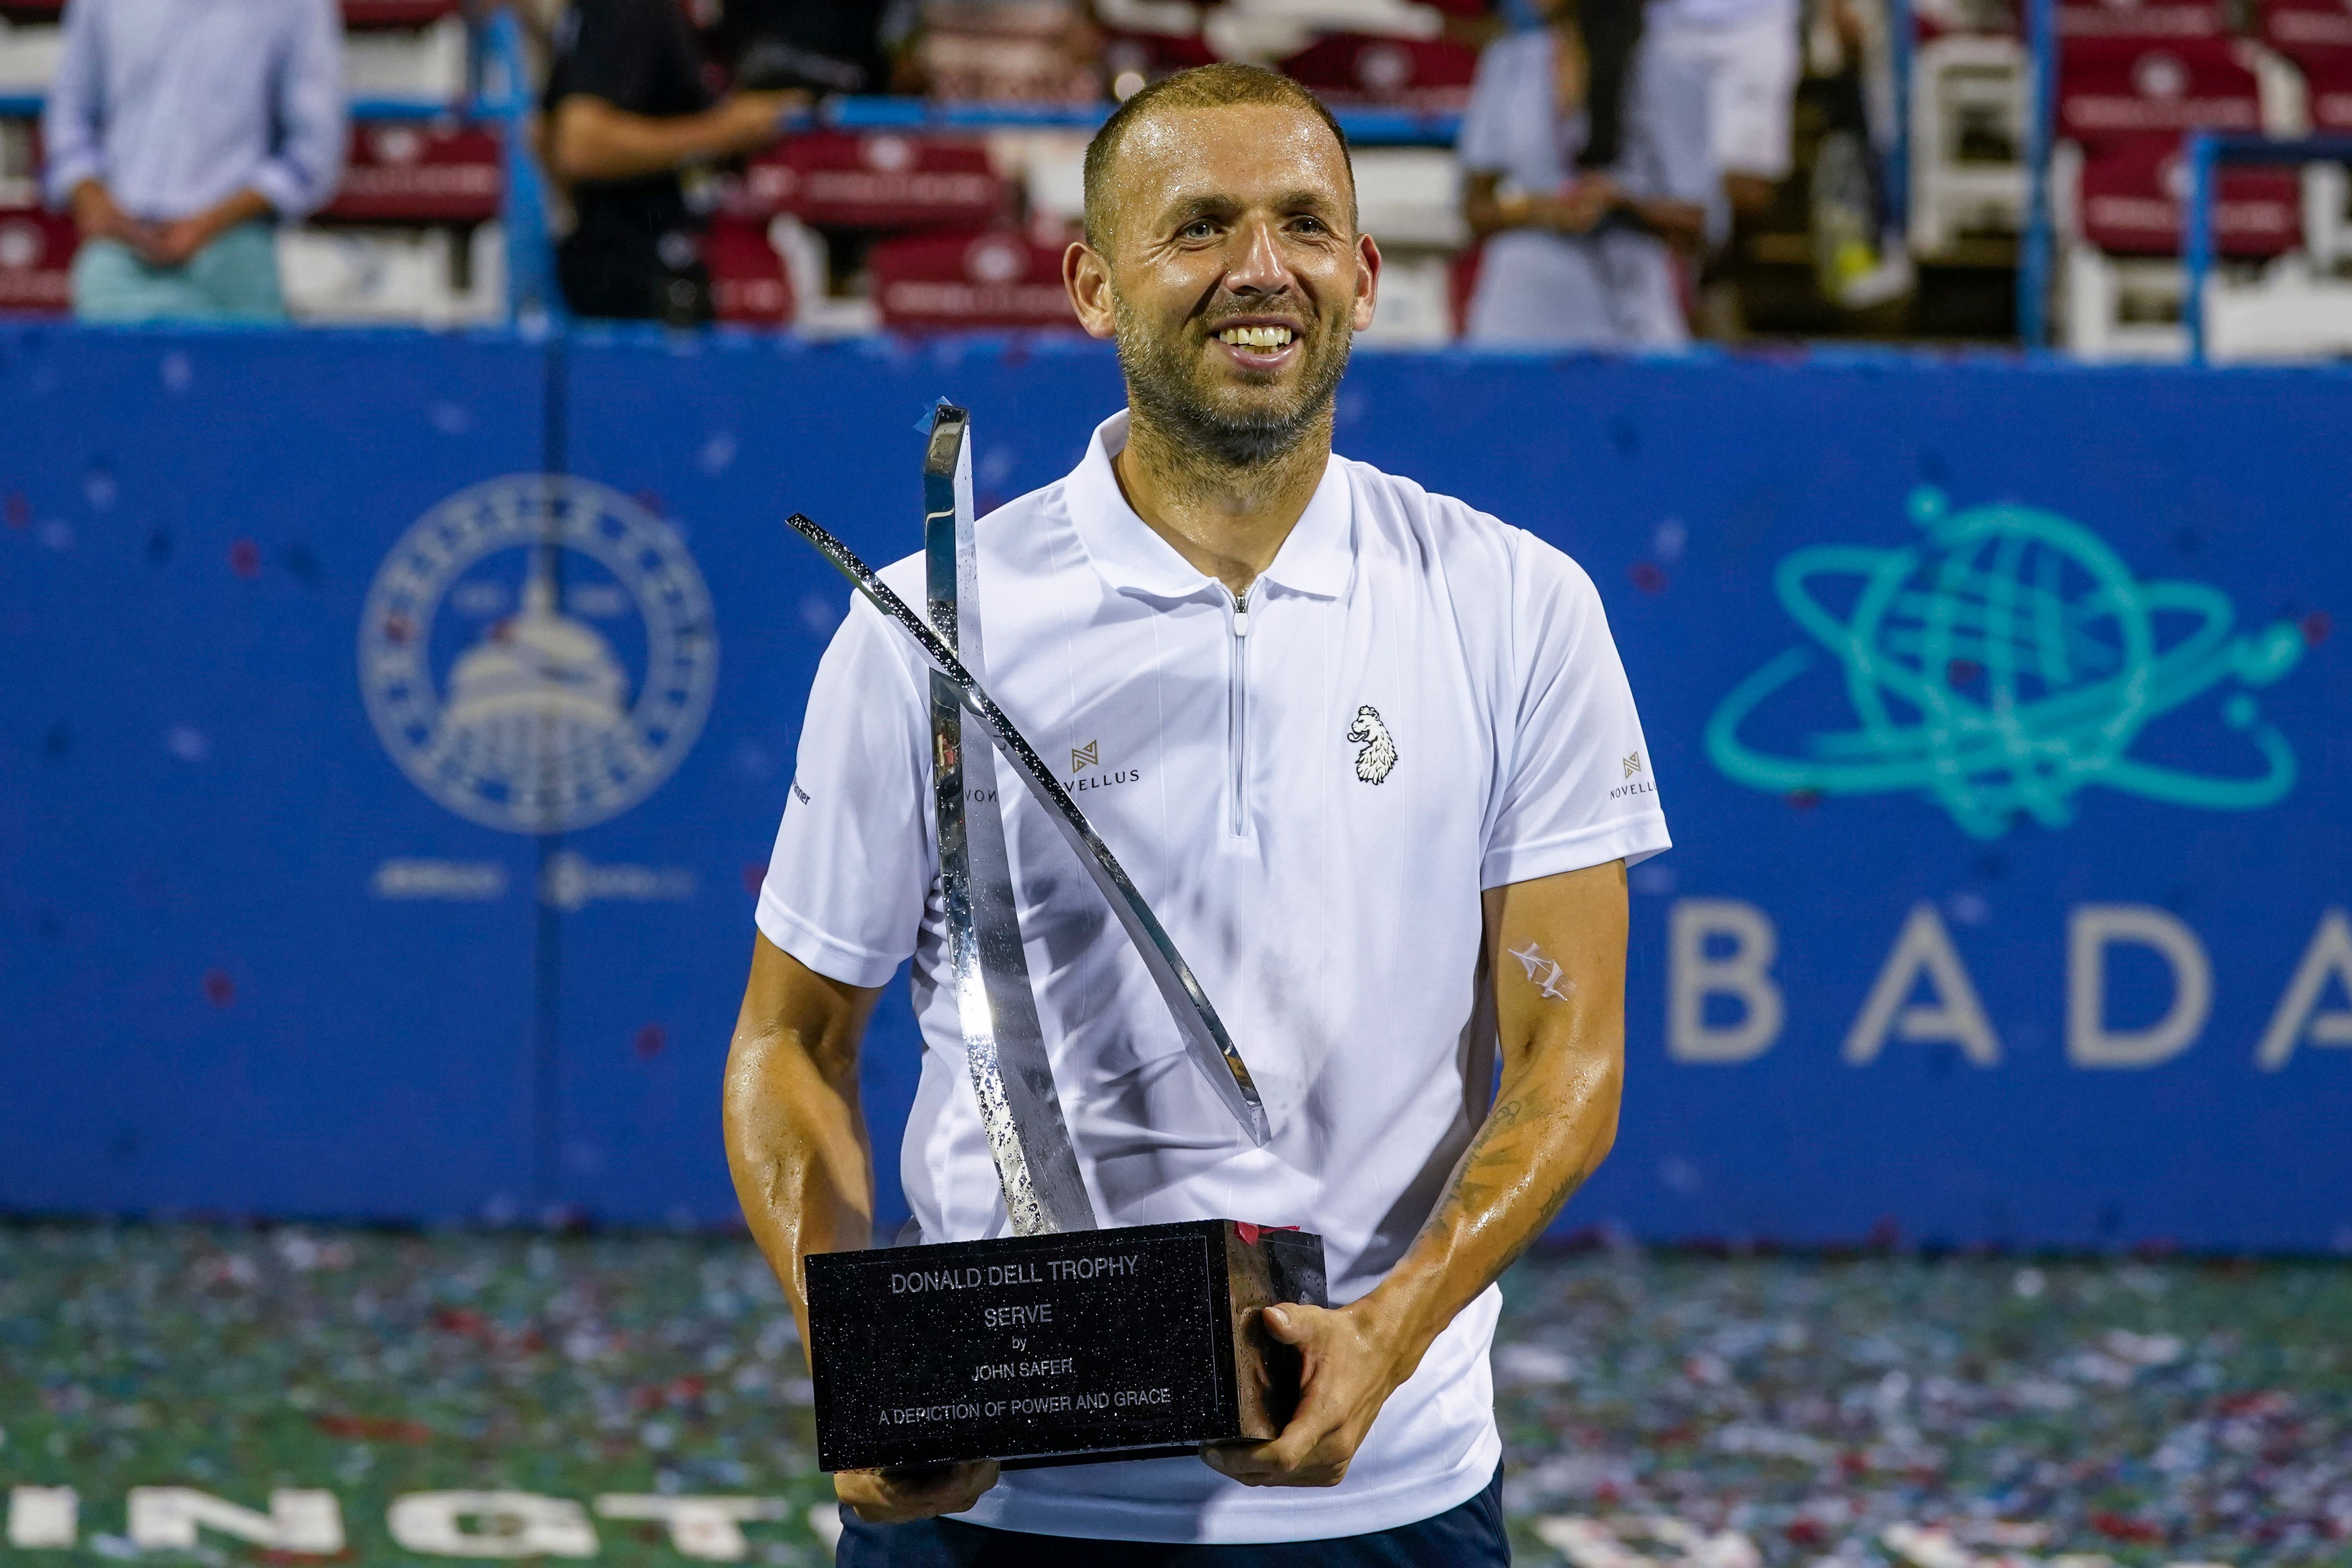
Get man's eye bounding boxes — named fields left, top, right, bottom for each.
left=1180, top=220, right=1218, bottom=240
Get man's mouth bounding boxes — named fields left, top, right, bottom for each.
left=1215, top=325, right=1295, bottom=349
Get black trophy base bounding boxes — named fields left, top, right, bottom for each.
left=806, top=1219, right=1329, bottom=1472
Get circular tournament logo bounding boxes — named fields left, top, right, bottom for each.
left=359, top=475, right=718, bottom=834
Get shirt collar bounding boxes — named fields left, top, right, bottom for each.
left=1062, top=409, right=1355, bottom=602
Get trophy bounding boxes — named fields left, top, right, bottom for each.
left=788, top=406, right=1329, bottom=1473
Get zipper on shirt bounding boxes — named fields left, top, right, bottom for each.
left=1226, top=582, right=1256, bottom=838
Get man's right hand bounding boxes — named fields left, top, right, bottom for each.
left=721, top=90, right=806, bottom=148
left=834, top=1460, right=1001, bottom=1524
left=69, top=180, right=146, bottom=246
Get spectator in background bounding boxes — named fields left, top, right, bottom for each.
left=717, top=0, right=910, bottom=96
left=42, top=0, right=346, bottom=323
left=543, top=0, right=801, bottom=322
left=1456, top=0, right=1720, bottom=349
left=1647, top=0, right=1800, bottom=219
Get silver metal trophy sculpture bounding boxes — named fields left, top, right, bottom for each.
left=790, top=406, right=1326, bottom=1473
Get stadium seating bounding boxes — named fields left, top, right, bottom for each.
left=2057, top=0, right=2227, bottom=38
left=324, top=122, right=501, bottom=225
left=2261, top=0, right=2352, bottom=126
left=868, top=225, right=1079, bottom=329
left=275, top=220, right=502, bottom=323
left=1908, top=34, right=2031, bottom=255
left=732, top=131, right=1006, bottom=231
left=705, top=214, right=795, bottom=325
left=344, top=14, right=469, bottom=107
left=0, top=201, right=69, bottom=308
left=0, top=15, right=60, bottom=93
left=1275, top=32, right=1478, bottom=109
left=2057, top=37, right=2264, bottom=147
left=2046, top=31, right=2352, bottom=357
left=339, top=0, right=461, bottom=24
left=2075, top=136, right=2301, bottom=256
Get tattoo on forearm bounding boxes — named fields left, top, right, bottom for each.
left=1506, top=940, right=1573, bottom=1000
left=1430, top=1080, right=1607, bottom=1277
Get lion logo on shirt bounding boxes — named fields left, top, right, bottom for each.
left=1347, top=705, right=1397, bottom=785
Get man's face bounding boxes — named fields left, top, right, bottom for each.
left=1070, top=102, right=1379, bottom=468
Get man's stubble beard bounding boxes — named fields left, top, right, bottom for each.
left=1111, top=287, right=1354, bottom=476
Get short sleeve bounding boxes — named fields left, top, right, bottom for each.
left=756, top=591, right=935, bottom=988
left=545, top=0, right=662, bottom=112
left=1480, top=534, right=1671, bottom=889
left=1455, top=34, right=1528, bottom=176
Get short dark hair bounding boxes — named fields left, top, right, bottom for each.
left=1081, top=64, right=1356, bottom=253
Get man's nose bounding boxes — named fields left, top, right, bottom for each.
left=1223, top=217, right=1290, bottom=296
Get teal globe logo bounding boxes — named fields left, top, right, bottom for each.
left=1707, top=488, right=2306, bottom=839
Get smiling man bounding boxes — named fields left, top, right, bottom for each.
left=724, top=63, right=1670, bottom=1567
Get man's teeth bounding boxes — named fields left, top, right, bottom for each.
left=1218, top=325, right=1294, bottom=348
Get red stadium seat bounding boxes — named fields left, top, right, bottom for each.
left=2261, top=0, right=2352, bottom=49
left=1276, top=34, right=1479, bottom=110
left=2258, top=0, right=2352, bottom=128
left=706, top=216, right=795, bottom=325
left=1101, top=28, right=1219, bottom=82
left=0, top=206, right=76, bottom=313
left=734, top=133, right=1007, bottom=231
left=2078, top=138, right=2301, bottom=255
left=340, top=0, right=463, bottom=25
left=2057, top=37, right=2262, bottom=150
left=868, top=227, right=1079, bottom=331
left=2295, top=46, right=2352, bottom=127
left=325, top=124, right=501, bottom=224
left=2057, top=0, right=2226, bottom=37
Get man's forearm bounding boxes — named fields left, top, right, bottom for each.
left=723, top=1033, right=872, bottom=1342
left=720, top=940, right=883, bottom=1355
left=1357, top=865, right=1629, bottom=1371
left=550, top=94, right=784, bottom=184
left=208, top=189, right=275, bottom=229
left=1361, top=1036, right=1621, bottom=1365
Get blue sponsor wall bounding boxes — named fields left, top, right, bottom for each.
left=1, top=323, right=2346, bottom=1250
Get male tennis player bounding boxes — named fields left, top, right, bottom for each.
left=724, top=63, right=1669, bottom=1566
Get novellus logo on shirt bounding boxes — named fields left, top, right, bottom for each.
left=1068, top=738, right=1139, bottom=794
left=1611, top=752, right=1656, bottom=800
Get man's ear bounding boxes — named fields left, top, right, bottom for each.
left=1350, top=231, right=1381, bottom=334
left=1064, top=241, right=1119, bottom=340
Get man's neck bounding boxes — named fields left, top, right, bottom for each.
left=1111, top=404, right=1333, bottom=599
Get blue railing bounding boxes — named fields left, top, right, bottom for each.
left=0, top=92, right=1460, bottom=144
left=2181, top=130, right=2352, bottom=364
left=2017, top=0, right=2057, bottom=349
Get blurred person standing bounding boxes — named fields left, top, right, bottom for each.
left=542, top=0, right=801, bottom=322
left=1647, top=0, right=1800, bottom=220
left=42, top=0, right=346, bottom=323
left=1457, top=0, right=1720, bottom=349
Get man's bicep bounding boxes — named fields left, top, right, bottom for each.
left=1482, top=860, right=1630, bottom=1061
left=738, top=931, right=884, bottom=1091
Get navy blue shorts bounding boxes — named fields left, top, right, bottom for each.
left=835, top=1463, right=1509, bottom=1567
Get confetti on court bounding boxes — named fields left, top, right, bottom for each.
left=0, top=1229, right=2345, bottom=1566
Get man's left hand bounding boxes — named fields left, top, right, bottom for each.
left=1198, top=1300, right=1419, bottom=1488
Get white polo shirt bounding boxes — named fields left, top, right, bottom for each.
left=759, top=409, right=1669, bottom=1543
